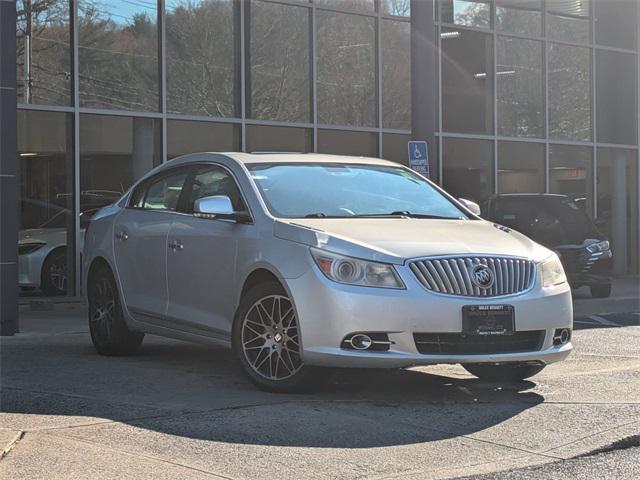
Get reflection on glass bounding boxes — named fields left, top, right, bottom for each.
left=547, top=0, right=590, bottom=44
left=80, top=114, right=161, bottom=213
left=498, top=141, right=544, bottom=193
left=441, top=28, right=493, bottom=134
left=381, top=0, right=411, bottom=17
left=497, top=36, right=543, bottom=138
left=596, top=148, right=639, bottom=274
left=78, top=0, right=159, bottom=111
left=596, top=50, right=638, bottom=146
left=594, top=0, right=637, bottom=51
left=496, top=0, right=541, bottom=36
left=441, top=0, right=491, bottom=28
left=166, top=0, right=237, bottom=117
left=382, top=133, right=411, bottom=166
left=316, top=0, right=375, bottom=12
left=382, top=20, right=410, bottom=130
left=548, top=43, right=591, bottom=141
left=318, top=130, right=378, bottom=157
left=549, top=144, right=593, bottom=216
left=317, top=11, right=376, bottom=127
left=246, top=125, right=312, bottom=153
left=18, top=110, right=74, bottom=296
left=442, top=138, right=493, bottom=203
left=16, top=0, right=71, bottom=105
left=167, top=120, right=240, bottom=159
left=249, top=1, right=311, bottom=123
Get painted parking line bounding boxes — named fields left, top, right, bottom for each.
left=587, top=315, right=623, bottom=327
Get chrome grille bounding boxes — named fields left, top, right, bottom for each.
left=410, top=256, right=536, bottom=297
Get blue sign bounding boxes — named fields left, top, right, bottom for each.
left=408, top=141, right=430, bottom=177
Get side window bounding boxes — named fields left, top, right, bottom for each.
left=129, top=182, right=147, bottom=208
left=187, top=166, right=246, bottom=213
left=143, top=171, right=189, bottom=211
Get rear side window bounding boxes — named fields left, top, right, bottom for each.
left=129, top=169, right=189, bottom=212
left=185, top=166, right=246, bottom=213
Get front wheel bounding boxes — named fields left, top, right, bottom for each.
left=232, top=281, right=323, bottom=392
left=590, top=284, right=612, bottom=298
left=463, top=363, right=545, bottom=382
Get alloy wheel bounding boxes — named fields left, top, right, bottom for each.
left=241, top=295, right=303, bottom=381
left=90, top=275, right=116, bottom=342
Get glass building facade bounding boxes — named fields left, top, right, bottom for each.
left=12, top=0, right=640, bottom=299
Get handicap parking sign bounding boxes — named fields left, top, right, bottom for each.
left=408, top=141, right=430, bottom=177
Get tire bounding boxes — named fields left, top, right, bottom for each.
left=590, top=284, right=612, bottom=298
left=41, top=248, right=68, bottom=296
left=232, top=280, right=323, bottom=392
left=88, top=264, right=144, bottom=356
left=463, top=363, right=545, bottom=382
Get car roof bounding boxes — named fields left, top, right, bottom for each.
left=175, top=152, right=401, bottom=167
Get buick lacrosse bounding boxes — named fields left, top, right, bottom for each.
left=84, top=153, right=573, bottom=391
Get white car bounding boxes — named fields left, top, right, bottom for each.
left=83, top=153, right=573, bottom=392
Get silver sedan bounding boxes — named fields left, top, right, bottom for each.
left=83, top=153, right=573, bottom=392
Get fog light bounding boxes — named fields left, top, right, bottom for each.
left=553, top=328, right=571, bottom=346
left=350, top=334, right=373, bottom=350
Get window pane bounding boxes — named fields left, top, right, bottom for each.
left=496, top=0, right=542, bottom=37
left=548, top=43, right=591, bottom=141
left=547, top=0, right=590, bottom=44
left=16, top=0, right=71, bottom=105
left=80, top=114, right=161, bottom=212
left=317, top=130, right=378, bottom=157
left=497, top=37, right=543, bottom=138
left=440, top=0, right=491, bottom=29
left=549, top=144, right=593, bottom=216
left=249, top=1, right=311, bottom=122
left=78, top=0, right=159, bottom=111
left=596, top=50, right=638, bottom=145
left=596, top=148, right=639, bottom=274
left=316, top=0, right=374, bottom=12
left=167, top=120, right=240, bottom=159
left=246, top=125, right=312, bottom=153
left=143, top=171, right=189, bottom=211
left=382, top=20, right=410, bottom=130
left=442, top=138, right=493, bottom=203
left=441, top=28, right=493, bottom=134
left=594, top=0, right=637, bottom=50
left=383, top=133, right=410, bottom=166
left=166, top=0, right=237, bottom=117
left=317, top=11, right=376, bottom=127
left=381, top=0, right=410, bottom=17
left=498, top=141, right=545, bottom=193
left=17, top=110, right=74, bottom=296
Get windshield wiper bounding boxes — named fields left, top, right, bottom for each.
left=304, top=212, right=328, bottom=218
left=351, top=211, right=464, bottom=220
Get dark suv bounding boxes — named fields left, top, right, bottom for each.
left=484, top=194, right=613, bottom=298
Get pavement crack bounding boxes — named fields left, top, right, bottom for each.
left=0, top=430, right=25, bottom=461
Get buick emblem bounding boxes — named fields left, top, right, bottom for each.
left=471, top=264, right=494, bottom=289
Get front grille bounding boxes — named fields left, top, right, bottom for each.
left=413, top=331, right=545, bottom=355
left=410, top=256, right=536, bottom=297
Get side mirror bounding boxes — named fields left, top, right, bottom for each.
left=194, top=195, right=249, bottom=223
left=458, top=198, right=481, bottom=216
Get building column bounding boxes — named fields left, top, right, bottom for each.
left=410, top=0, right=436, bottom=180
left=0, top=0, right=18, bottom=335
left=610, top=155, right=627, bottom=275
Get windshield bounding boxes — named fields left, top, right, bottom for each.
left=248, top=163, right=468, bottom=219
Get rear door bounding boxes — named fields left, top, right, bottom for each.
left=113, top=168, right=190, bottom=322
left=166, top=164, right=253, bottom=336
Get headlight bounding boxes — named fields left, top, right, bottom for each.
left=586, top=240, right=610, bottom=253
left=18, top=242, right=46, bottom=255
left=310, top=248, right=405, bottom=289
left=541, top=255, right=567, bottom=287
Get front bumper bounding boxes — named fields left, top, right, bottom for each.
left=286, top=261, right=573, bottom=369
left=18, top=252, right=42, bottom=288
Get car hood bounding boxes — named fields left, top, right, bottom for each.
left=19, top=228, right=86, bottom=246
left=274, top=218, right=553, bottom=265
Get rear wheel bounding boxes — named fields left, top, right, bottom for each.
left=463, top=363, right=545, bottom=382
left=232, top=281, right=323, bottom=392
left=41, top=248, right=68, bottom=296
left=590, top=284, right=612, bottom=298
left=88, top=264, right=143, bottom=356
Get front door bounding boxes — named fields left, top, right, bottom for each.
left=113, top=168, right=190, bottom=322
left=166, top=165, right=252, bottom=336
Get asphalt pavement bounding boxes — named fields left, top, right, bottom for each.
left=1, top=277, right=638, bottom=479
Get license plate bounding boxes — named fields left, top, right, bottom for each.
left=462, top=305, right=515, bottom=336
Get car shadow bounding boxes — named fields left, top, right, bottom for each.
left=2, top=332, right=544, bottom=449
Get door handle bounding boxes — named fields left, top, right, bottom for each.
left=116, top=231, right=129, bottom=241
left=168, top=240, right=184, bottom=251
